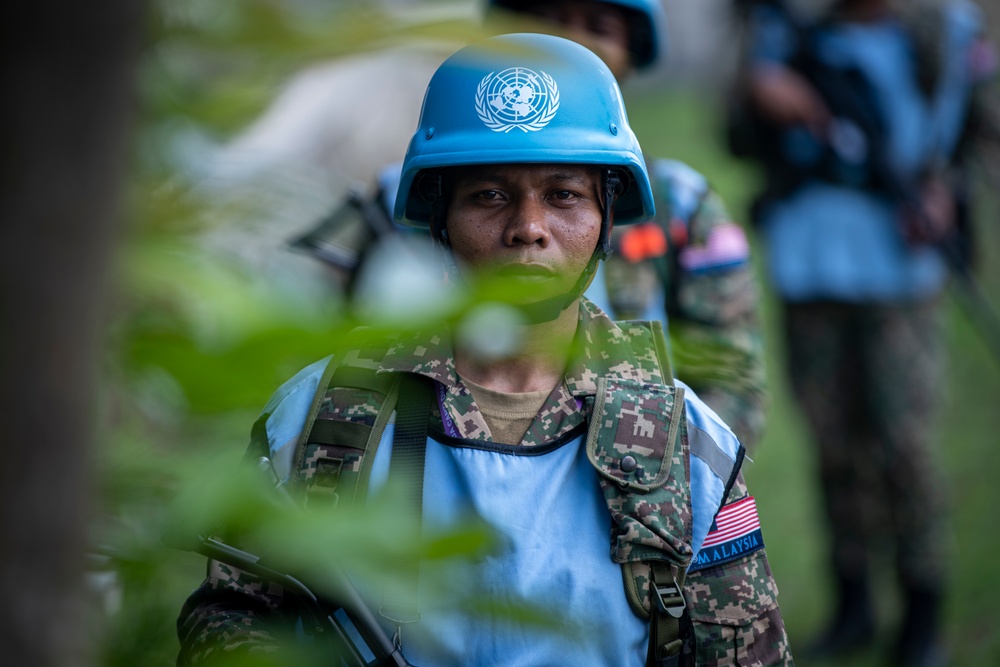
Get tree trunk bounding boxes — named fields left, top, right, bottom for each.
left=0, top=2, right=146, bottom=665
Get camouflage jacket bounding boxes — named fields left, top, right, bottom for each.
left=599, top=158, right=768, bottom=451
left=176, top=301, right=792, bottom=666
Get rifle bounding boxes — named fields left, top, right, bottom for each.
left=290, top=188, right=398, bottom=274
left=181, top=456, right=415, bottom=667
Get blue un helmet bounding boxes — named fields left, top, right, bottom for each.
left=394, top=32, right=655, bottom=231
left=394, top=33, right=655, bottom=320
left=486, top=0, right=666, bottom=70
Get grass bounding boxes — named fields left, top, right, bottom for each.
left=625, top=85, right=1000, bottom=665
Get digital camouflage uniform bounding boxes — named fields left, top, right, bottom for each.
left=602, top=161, right=767, bottom=451
left=177, top=299, right=793, bottom=666
left=783, top=299, right=949, bottom=588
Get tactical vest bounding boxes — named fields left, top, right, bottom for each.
left=257, top=320, right=728, bottom=667
left=730, top=0, right=981, bottom=222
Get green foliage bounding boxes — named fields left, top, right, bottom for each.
left=98, top=3, right=571, bottom=665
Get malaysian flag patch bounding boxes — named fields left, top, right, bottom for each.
left=689, top=496, right=764, bottom=572
left=678, top=222, right=750, bottom=274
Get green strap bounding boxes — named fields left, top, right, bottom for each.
left=379, top=373, right=433, bottom=632
left=308, top=419, right=372, bottom=450
left=291, top=355, right=344, bottom=495
left=648, top=319, right=674, bottom=386
left=648, top=562, right=690, bottom=667
left=331, top=364, right=397, bottom=395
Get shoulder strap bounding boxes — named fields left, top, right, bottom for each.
left=610, top=321, right=695, bottom=667
left=291, top=338, right=400, bottom=506
left=648, top=319, right=674, bottom=385
left=288, top=342, right=434, bottom=643
left=647, top=562, right=691, bottom=667
left=290, top=354, right=345, bottom=497
left=378, top=373, right=433, bottom=633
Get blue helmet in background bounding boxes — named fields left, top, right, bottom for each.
left=486, top=0, right=667, bottom=70
left=394, top=32, right=655, bottom=229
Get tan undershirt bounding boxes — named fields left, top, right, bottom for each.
left=461, top=376, right=553, bottom=446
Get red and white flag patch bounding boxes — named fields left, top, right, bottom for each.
left=690, top=495, right=765, bottom=572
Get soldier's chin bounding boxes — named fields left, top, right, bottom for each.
left=496, top=275, right=571, bottom=305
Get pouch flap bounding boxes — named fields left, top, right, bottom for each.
left=586, top=377, right=684, bottom=492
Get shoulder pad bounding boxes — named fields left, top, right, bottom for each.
left=650, top=158, right=709, bottom=225
left=261, top=356, right=333, bottom=482
left=676, top=380, right=747, bottom=566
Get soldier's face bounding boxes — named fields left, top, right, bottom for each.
left=519, top=1, right=633, bottom=79
left=444, top=163, right=606, bottom=301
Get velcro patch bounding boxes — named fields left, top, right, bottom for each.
left=688, top=496, right=764, bottom=572
left=678, top=222, right=749, bottom=274
left=619, top=222, right=668, bottom=262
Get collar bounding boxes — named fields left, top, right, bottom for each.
left=376, top=299, right=665, bottom=444
left=377, top=298, right=663, bottom=396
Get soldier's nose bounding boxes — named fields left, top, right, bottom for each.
left=504, top=202, right=551, bottom=248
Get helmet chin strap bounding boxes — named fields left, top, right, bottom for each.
left=427, top=169, right=621, bottom=325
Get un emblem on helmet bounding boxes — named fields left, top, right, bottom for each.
left=475, top=67, right=560, bottom=133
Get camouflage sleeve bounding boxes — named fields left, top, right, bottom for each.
left=176, top=558, right=292, bottom=666
left=669, top=191, right=768, bottom=451
left=176, top=420, right=301, bottom=665
left=684, top=472, right=794, bottom=666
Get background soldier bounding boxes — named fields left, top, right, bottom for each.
left=177, top=33, right=793, bottom=666
left=727, top=0, right=999, bottom=664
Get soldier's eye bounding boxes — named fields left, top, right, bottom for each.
left=476, top=189, right=502, bottom=200
left=589, top=15, right=628, bottom=40
left=553, top=190, right=575, bottom=200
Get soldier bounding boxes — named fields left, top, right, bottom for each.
left=728, top=0, right=998, bottom=665
left=300, top=0, right=769, bottom=451
left=177, top=33, right=793, bottom=667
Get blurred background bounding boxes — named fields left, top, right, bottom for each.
left=2, top=0, right=998, bottom=665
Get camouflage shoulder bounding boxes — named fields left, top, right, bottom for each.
left=336, top=326, right=401, bottom=370
left=259, top=329, right=399, bottom=484
left=176, top=561, right=289, bottom=665
left=253, top=356, right=334, bottom=486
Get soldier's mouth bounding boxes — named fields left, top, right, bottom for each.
left=494, top=263, right=557, bottom=279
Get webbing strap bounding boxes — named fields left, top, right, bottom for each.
left=331, top=365, right=397, bottom=395
left=379, top=373, right=433, bottom=632
left=648, top=562, right=690, bottom=667
left=291, top=355, right=343, bottom=495
left=308, top=419, right=371, bottom=450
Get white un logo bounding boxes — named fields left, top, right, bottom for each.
left=475, top=67, right=560, bottom=133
